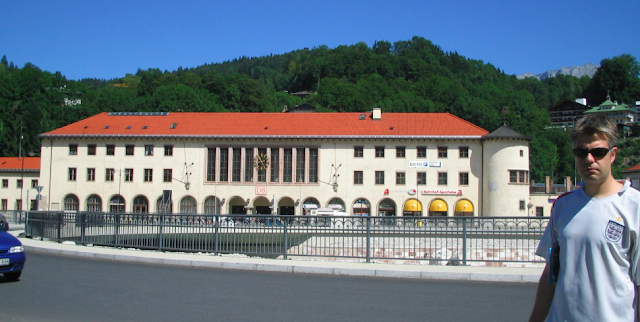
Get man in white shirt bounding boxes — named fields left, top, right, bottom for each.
left=529, top=114, right=640, bottom=321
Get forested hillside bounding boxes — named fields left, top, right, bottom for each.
left=1, top=36, right=639, bottom=182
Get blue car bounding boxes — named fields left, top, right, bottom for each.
left=0, top=215, right=25, bottom=281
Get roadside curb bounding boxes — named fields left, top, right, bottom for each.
left=22, top=241, right=542, bottom=283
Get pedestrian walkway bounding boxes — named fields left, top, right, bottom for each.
left=11, top=230, right=543, bottom=283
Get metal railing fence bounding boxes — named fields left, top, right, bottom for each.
left=25, top=211, right=548, bottom=265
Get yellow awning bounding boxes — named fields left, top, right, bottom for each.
left=403, top=199, right=422, bottom=212
left=429, top=199, right=448, bottom=212
left=455, top=200, right=474, bottom=212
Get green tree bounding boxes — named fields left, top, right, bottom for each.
left=584, top=54, right=640, bottom=105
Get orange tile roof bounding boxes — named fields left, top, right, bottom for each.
left=41, top=112, right=489, bottom=138
left=0, top=157, right=40, bottom=171
left=624, top=164, right=640, bottom=173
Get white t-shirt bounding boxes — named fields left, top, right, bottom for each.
left=536, top=180, right=640, bottom=322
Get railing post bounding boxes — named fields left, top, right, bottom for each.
left=283, top=217, right=288, bottom=260
left=462, top=217, right=468, bottom=266
left=114, top=213, right=120, bottom=247
left=214, top=215, right=219, bottom=255
left=158, top=214, right=164, bottom=252
left=366, top=216, right=371, bottom=263
left=57, top=211, right=62, bottom=242
left=80, top=212, right=86, bottom=245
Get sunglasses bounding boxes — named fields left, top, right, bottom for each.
left=572, top=147, right=614, bottom=159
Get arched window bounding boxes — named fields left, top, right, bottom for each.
left=352, top=198, right=370, bottom=216
left=133, top=196, right=149, bottom=213
left=64, top=194, right=79, bottom=211
left=429, top=199, right=448, bottom=217
left=86, top=195, right=102, bottom=212
left=378, top=199, right=396, bottom=216
left=204, top=196, right=222, bottom=214
left=328, top=198, right=345, bottom=212
left=180, top=196, right=197, bottom=213
left=156, top=197, right=173, bottom=214
left=302, top=197, right=320, bottom=216
left=109, top=195, right=125, bottom=213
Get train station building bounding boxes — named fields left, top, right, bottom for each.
left=22, top=108, right=535, bottom=217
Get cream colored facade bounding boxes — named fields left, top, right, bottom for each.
left=38, top=137, right=490, bottom=216
left=0, top=167, right=39, bottom=211
left=33, top=111, right=537, bottom=217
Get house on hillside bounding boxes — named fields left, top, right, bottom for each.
left=548, top=98, right=588, bottom=127
left=584, top=95, right=636, bottom=125
left=623, top=164, right=640, bottom=190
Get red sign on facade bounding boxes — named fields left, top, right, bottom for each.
left=255, top=186, right=267, bottom=195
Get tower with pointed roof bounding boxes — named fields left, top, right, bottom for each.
left=481, top=125, right=531, bottom=216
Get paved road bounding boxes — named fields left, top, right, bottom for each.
left=0, top=253, right=537, bottom=322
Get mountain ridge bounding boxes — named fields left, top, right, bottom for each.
left=516, top=63, right=599, bottom=80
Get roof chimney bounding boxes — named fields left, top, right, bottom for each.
left=575, top=98, right=587, bottom=106
left=372, top=107, right=381, bottom=121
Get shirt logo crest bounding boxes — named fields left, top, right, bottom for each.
left=605, top=220, right=624, bottom=242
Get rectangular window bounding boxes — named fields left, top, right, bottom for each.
left=309, top=148, right=318, bottom=183
left=509, top=170, right=529, bottom=184
left=106, top=144, right=115, bottom=156
left=144, top=169, right=153, bottom=182
left=1, top=179, right=7, bottom=188
left=232, top=148, right=242, bottom=182
left=145, top=145, right=154, bottom=156
left=69, top=144, right=78, bottom=155
left=417, top=146, right=427, bottom=158
left=106, top=168, right=115, bottom=181
left=207, top=148, right=216, bottom=182
left=244, top=148, right=254, bottom=182
left=283, top=148, right=292, bottom=183
left=270, top=148, right=279, bottom=182
left=31, top=180, right=38, bottom=188
left=16, top=179, right=22, bottom=188
left=375, top=146, right=385, bottom=158
left=396, top=172, right=405, bottom=185
left=536, top=207, right=544, bottom=217
left=68, top=168, right=77, bottom=181
left=1, top=199, right=6, bottom=210
left=163, top=169, right=172, bottom=183
left=417, top=172, right=426, bottom=185
left=257, top=148, right=267, bottom=182
left=438, top=172, right=448, bottom=185
left=520, top=200, right=526, bottom=211
left=219, top=148, right=229, bottom=182
left=296, top=148, right=306, bottom=183
left=459, top=147, right=469, bottom=158
left=396, top=146, right=405, bottom=158
left=354, top=171, right=363, bottom=185
left=164, top=145, right=173, bottom=156
left=459, top=172, right=469, bottom=185
left=438, top=146, right=448, bottom=158
left=125, top=144, right=135, bottom=156
left=124, top=169, right=134, bottom=182
left=354, top=146, right=363, bottom=158
left=87, top=168, right=96, bottom=181
left=375, top=171, right=385, bottom=184
left=88, top=144, right=96, bottom=156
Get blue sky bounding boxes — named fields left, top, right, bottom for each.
left=3, top=0, right=639, bottom=80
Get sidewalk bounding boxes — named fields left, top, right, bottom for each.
left=11, top=230, right=544, bottom=283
